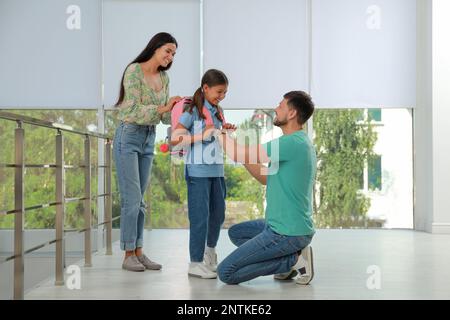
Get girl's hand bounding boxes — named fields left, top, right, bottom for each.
left=222, top=123, right=237, bottom=131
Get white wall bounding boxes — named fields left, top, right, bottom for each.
left=414, top=0, right=433, bottom=232
left=431, top=0, right=450, bottom=233
left=415, top=0, right=450, bottom=233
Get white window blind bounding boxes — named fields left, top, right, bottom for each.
left=0, top=0, right=102, bottom=109
left=311, top=0, right=417, bottom=108
left=203, top=0, right=309, bottom=109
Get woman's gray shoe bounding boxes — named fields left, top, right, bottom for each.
left=122, top=256, right=145, bottom=272
left=137, top=254, right=162, bottom=270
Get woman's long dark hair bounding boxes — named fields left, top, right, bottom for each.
left=188, top=69, right=228, bottom=121
left=115, top=32, right=178, bottom=106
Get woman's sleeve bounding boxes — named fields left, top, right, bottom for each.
left=161, top=72, right=172, bottom=125
left=118, top=64, right=161, bottom=125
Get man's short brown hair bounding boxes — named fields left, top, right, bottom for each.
left=284, top=91, right=315, bottom=125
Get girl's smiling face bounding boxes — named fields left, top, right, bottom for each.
left=203, top=84, right=228, bottom=106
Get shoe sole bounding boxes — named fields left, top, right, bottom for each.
left=143, top=266, right=162, bottom=270
left=296, top=247, right=314, bottom=285
left=274, top=269, right=299, bottom=280
left=122, top=266, right=145, bottom=272
left=188, top=272, right=217, bottom=279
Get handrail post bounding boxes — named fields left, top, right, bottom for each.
left=55, top=131, right=65, bottom=285
left=84, top=135, right=92, bottom=267
left=105, top=139, right=112, bottom=255
left=13, top=122, right=25, bottom=300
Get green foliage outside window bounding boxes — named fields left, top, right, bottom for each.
left=313, top=109, right=378, bottom=228
left=0, top=110, right=99, bottom=229
left=1, top=108, right=381, bottom=230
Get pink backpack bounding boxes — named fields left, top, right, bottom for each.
left=171, top=97, right=225, bottom=129
left=169, top=98, right=225, bottom=158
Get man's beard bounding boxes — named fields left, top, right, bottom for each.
left=273, top=117, right=287, bottom=127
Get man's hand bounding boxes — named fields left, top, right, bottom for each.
left=222, top=123, right=237, bottom=131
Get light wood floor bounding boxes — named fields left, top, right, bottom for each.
left=25, top=229, right=450, bottom=300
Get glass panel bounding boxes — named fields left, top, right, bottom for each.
left=107, top=107, right=413, bottom=230
left=0, top=109, right=99, bottom=299
left=0, top=109, right=98, bottom=230
left=1, top=108, right=414, bottom=231
left=313, top=108, right=413, bottom=229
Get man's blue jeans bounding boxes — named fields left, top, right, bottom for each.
left=218, top=219, right=313, bottom=284
left=186, top=176, right=226, bottom=262
left=113, top=122, right=155, bottom=251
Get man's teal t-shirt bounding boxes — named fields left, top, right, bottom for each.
left=263, top=130, right=316, bottom=236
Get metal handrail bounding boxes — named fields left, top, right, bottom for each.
left=0, top=192, right=119, bottom=216
left=0, top=163, right=110, bottom=169
left=0, top=111, right=110, bottom=139
left=0, top=111, right=117, bottom=300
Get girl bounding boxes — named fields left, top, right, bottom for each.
left=114, top=32, right=181, bottom=272
left=171, top=69, right=236, bottom=279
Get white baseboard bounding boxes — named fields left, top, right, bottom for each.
left=431, top=223, right=450, bottom=234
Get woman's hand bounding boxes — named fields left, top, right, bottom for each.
left=167, top=96, right=183, bottom=110
left=158, top=96, right=182, bottom=114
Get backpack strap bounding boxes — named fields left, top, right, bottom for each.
left=204, top=106, right=225, bottom=127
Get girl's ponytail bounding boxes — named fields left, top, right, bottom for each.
left=190, top=87, right=206, bottom=120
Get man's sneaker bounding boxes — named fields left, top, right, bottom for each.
left=137, top=254, right=162, bottom=270
left=204, top=251, right=218, bottom=272
left=122, top=255, right=145, bottom=272
left=295, top=245, right=314, bottom=285
left=188, top=262, right=217, bottom=279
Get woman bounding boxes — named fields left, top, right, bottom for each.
left=114, top=32, right=181, bottom=272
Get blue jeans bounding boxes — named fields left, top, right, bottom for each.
left=217, top=219, right=313, bottom=284
left=186, top=176, right=226, bottom=262
left=113, top=122, right=155, bottom=251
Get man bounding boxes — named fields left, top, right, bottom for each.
left=215, top=91, right=316, bottom=285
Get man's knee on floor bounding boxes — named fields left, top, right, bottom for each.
left=217, top=262, right=236, bottom=285
left=228, top=224, right=239, bottom=241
